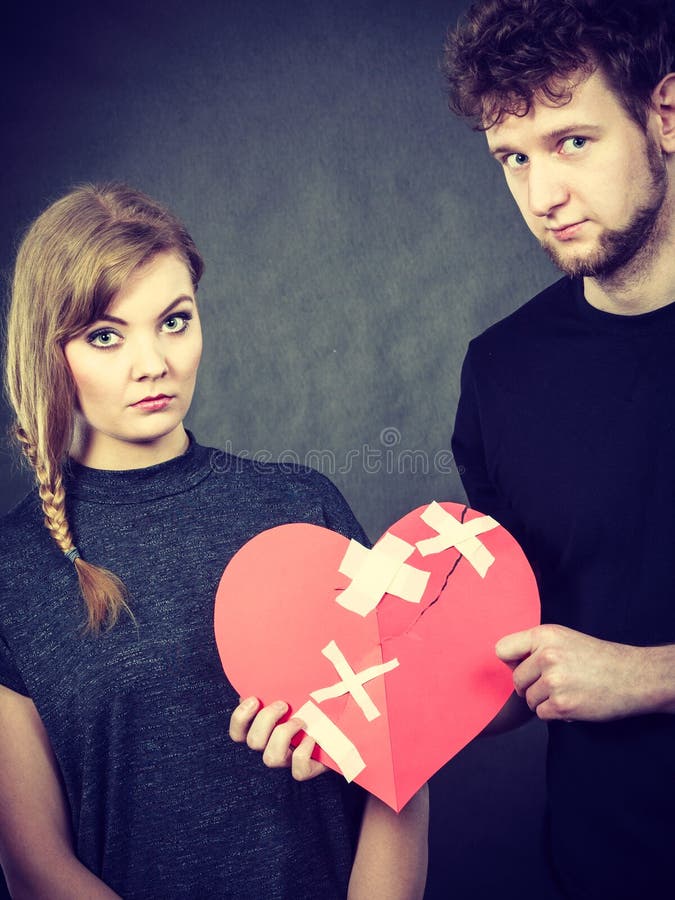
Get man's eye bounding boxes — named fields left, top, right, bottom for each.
left=87, top=330, right=121, bottom=348
left=562, top=136, right=587, bottom=153
left=505, top=152, right=529, bottom=170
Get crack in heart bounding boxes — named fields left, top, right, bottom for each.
left=380, top=506, right=470, bottom=644
left=404, top=504, right=469, bottom=626
left=333, top=506, right=471, bottom=643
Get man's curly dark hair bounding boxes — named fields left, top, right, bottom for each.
left=443, top=0, right=675, bottom=130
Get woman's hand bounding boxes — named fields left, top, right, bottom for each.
left=229, top=695, right=429, bottom=898
left=228, top=696, right=328, bottom=780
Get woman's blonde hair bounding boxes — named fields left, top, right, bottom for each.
left=4, top=183, right=204, bottom=632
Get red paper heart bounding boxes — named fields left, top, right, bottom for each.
left=214, top=502, right=539, bottom=811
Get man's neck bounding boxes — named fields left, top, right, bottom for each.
left=584, top=193, right=675, bottom=316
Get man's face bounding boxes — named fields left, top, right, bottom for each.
left=485, top=69, right=669, bottom=279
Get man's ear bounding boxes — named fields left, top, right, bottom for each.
left=652, top=73, right=675, bottom=153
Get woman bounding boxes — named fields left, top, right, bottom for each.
left=0, top=184, right=428, bottom=898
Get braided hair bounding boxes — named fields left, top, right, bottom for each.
left=4, top=183, right=204, bottom=631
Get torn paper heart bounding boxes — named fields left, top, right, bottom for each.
left=214, top=502, right=539, bottom=811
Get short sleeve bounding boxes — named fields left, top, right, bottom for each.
left=0, top=633, right=29, bottom=696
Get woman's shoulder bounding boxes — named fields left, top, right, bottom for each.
left=0, top=490, right=47, bottom=565
left=0, top=489, right=41, bottom=535
left=207, top=446, right=335, bottom=495
left=0, top=492, right=55, bottom=622
left=204, top=445, right=364, bottom=536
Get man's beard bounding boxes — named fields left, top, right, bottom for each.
left=541, top=137, right=668, bottom=279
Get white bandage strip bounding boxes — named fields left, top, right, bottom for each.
left=337, top=533, right=430, bottom=616
left=310, top=640, right=400, bottom=721
left=294, top=700, right=366, bottom=782
left=415, top=501, right=499, bottom=577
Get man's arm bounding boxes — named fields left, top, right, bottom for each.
left=479, top=689, right=533, bottom=734
left=453, top=343, right=675, bottom=726
left=496, top=625, right=675, bottom=720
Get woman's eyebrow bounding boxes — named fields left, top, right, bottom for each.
left=93, top=295, right=195, bottom=326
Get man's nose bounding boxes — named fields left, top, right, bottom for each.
left=527, top=160, right=568, bottom=217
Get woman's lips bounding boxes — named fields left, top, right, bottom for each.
left=131, top=394, right=173, bottom=411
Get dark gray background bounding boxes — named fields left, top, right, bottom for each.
left=1, top=1, right=560, bottom=897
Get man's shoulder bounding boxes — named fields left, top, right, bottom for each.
left=470, top=276, right=577, bottom=354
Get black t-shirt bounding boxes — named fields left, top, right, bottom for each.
left=452, top=277, right=675, bottom=899
left=0, top=439, right=367, bottom=898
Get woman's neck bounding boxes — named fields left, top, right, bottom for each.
left=69, top=422, right=190, bottom=470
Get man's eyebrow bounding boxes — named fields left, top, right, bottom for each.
left=545, top=123, right=604, bottom=142
left=93, top=295, right=195, bottom=327
left=488, top=143, right=519, bottom=159
left=488, top=123, right=604, bottom=158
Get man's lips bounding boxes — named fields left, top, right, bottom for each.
left=131, top=394, right=173, bottom=411
left=548, top=220, right=587, bottom=241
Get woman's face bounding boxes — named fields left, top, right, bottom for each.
left=64, top=251, right=203, bottom=469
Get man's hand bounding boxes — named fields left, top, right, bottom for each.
left=228, top=697, right=328, bottom=780
left=495, top=625, right=675, bottom=721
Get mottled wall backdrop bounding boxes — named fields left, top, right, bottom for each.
left=1, top=1, right=560, bottom=897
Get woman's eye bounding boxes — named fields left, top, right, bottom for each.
left=87, top=330, right=121, bottom=348
left=505, top=152, right=529, bottom=170
left=162, top=313, right=191, bottom=333
left=562, top=136, right=587, bottom=153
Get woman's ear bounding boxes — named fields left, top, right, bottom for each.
left=652, top=73, right=675, bottom=154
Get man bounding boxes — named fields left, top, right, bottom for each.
left=444, top=0, right=675, bottom=896
left=230, top=0, right=672, bottom=894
